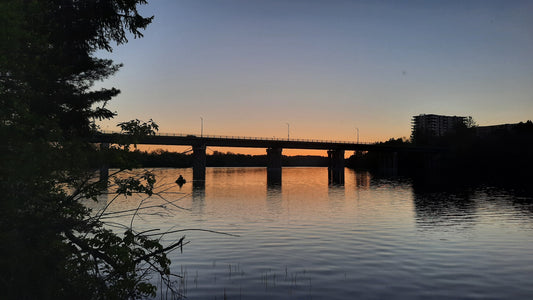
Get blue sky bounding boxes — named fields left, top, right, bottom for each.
left=97, top=0, right=533, bottom=145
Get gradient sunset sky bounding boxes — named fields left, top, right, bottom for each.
left=97, top=0, right=533, bottom=149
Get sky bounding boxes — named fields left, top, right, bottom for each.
left=96, top=0, right=533, bottom=154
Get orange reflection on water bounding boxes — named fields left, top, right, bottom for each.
left=90, top=167, right=416, bottom=239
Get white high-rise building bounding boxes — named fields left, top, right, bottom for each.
left=411, top=114, right=468, bottom=139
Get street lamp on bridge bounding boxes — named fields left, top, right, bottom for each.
left=200, top=117, right=203, bottom=137
left=286, top=123, right=290, bottom=140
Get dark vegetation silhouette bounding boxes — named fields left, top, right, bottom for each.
left=108, top=149, right=329, bottom=168
left=466, top=120, right=533, bottom=181
left=1, top=1, right=188, bottom=298
left=347, top=119, right=533, bottom=187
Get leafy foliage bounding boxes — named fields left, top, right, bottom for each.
left=0, top=1, right=184, bottom=299
left=116, top=119, right=160, bottom=151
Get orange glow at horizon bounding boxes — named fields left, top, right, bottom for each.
left=136, top=145, right=364, bottom=157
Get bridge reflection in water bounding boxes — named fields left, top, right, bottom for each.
left=93, top=132, right=436, bottom=185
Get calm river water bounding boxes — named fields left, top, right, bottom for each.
left=97, top=167, right=533, bottom=299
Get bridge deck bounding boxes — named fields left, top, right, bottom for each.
left=91, top=132, right=441, bottom=152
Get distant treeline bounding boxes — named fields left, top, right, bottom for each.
left=347, top=120, right=533, bottom=184
left=109, top=149, right=329, bottom=168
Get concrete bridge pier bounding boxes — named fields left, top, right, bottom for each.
left=328, top=149, right=345, bottom=184
left=192, top=143, right=206, bottom=182
left=423, top=152, right=443, bottom=171
left=378, top=151, right=398, bottom=176
left=99, top=143, right=110, bottom=184
left=267, top=147, right=282, bottom=185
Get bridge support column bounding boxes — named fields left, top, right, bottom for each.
left=378, top=151, right=398, bottom=176
left=99, top=143, right=110, bottom=184
left=328, top=149, right=345, bottom=184
left=192, top=144, right=206, bottom=182
left=267, top=147, right=282, bottom=185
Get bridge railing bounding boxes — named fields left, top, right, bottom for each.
left=98, top=130, right=377, bottom=145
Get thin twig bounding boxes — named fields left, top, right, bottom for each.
left=130, top=192, right=150, bottom=228
left=144, top=228, right=240, bottom=238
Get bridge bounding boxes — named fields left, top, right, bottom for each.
left=92, top=131, right=439, bottom=185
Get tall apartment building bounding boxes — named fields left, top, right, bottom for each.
left=411, top=114, right=468, bottom=140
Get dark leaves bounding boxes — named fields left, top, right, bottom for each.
left=0, top=1, right=180, bottom=299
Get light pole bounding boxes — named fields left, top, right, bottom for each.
left=286, top=123, right=290, bottom=140
left=200, top=117, right=203, bottom=137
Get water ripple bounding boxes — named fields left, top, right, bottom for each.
left=98, top=168, right=533, bottom=299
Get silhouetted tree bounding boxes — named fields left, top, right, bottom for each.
left=1, top=1, right=184, bottom=299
